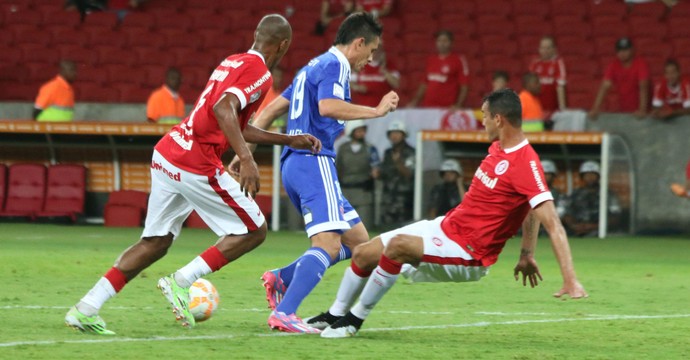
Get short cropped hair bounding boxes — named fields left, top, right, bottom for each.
left=482, top=89, right=522, bottom=128
left=333, top=12, right=383, bottom=46
left=435, top=29, right=454, bottom=42
left=493, top=70, right=509, bottom=82
left=665, top=58, right=680, bottom=70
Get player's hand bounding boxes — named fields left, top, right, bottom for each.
left=587, top=109, right=599, bottom=121
left=670, top=183, right=688, bottom=198
left=375, top=91, right=399, bottom=117
left=239, top=158, right=260, bottom=198
left=513, top=256, right=543, bottom=288
left=228, top=155, right=241, bottom=180
left=553, top=281, right=588, bottom=299
left=288, top=134, right=322, bottom=154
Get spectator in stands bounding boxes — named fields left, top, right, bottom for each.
left=651, top=59, right=690, bottom=120
left=563, top=161, right=622, bottom=237
left=108, top=0, right=146, bottom=22
left=589, top=37, right=650, bottom=120
left=355, top=0, right=394, bottom=19
left=336, top=120, right=381, bottom=227
left=529, top=36, right=566, bottom=120
left=351, top=43, right=400, bottom=107
left=315, top=0, right=355, bottom=35
left=146, top=68, right=185, bottom=124
left=492, top=70, right=510, bottom=92
left=670, top=158, right=690, bottom=199
left=428, top=159, right=464, bottom=219
left=519, top=72, right=545, bottom=132
left=541, top=159, right=567, bottom=218
left=380, top=120, right=415, bottom=229
left=33, top=60, right=77, bottom=122
left=407, top=30, right=470, bottom=109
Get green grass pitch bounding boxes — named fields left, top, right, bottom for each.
left=1, top=223, right=689, bottom=359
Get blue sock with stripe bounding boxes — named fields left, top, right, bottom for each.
left=276, top=247, right=331, bottom=315
left=279, top=245, right=350, bottom=287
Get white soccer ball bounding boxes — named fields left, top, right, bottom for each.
left=188, top=278, right=220, bottom=322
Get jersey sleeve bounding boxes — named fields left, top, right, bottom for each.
left=652, top=81, right=664, bottom=108
left=317, top=61, right=348, bottom=102
left=281, top=83, right=293, bottom=101
left=556, top=58, right=567, bottom=85
left=34, top=82, right=53, bottom=109
left=221, top=62, right=271, bottom=111
left=512, top=155, right=554, bottom=208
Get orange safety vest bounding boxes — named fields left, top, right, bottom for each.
left=146, top=85, right=185, bottom=124
left=34, top=75, right=75, bottom=122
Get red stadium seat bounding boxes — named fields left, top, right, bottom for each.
left=3, top=8, right=42, bottom=26
left=475, top=15, right=515, bottom=35
left=119, top=11, right=155, bottom=31
left=255, top=194, right=273, bottom=220
left=125, top=30, right=163, bottom=50
left=475, top=0, right=512, bottom=18
left=0, top=164, right=6, bottom=211
left=0, top=163, right=46, bottom=219
left=479, top=35, right=518, bottom=57
left=588, top=0, right=627, bottom=19
left=13, top=28, right=52, bottom=46
left=557, top=36, right=595, bottom=59
left=115, top=82, right=151, bottom=103
left=189, top=11, right=233, bottom=32
left=635, top=37, right=673, bottom=60
left=133, top=47, right=176, bottom=67
left=17, top=44, right=51, bottom=64
left=49, top=26, right=88, bottom=47
left=76, top=81, right=121, bottom=102
left=438, top=1, right=473, bottom=16
left=551, top=0, right=587, bottom=18
left=80, top=11, right=119, bottom=31
left=566, top=57, right=600, bottom=77
left=514, top=15, right=553, bottom=37
left=398, top=0, right=438, bottom=15
left=86, top=28, right=129, bottom=48
left=591, top=17, right=630, bottom=39
left=184, top=210, right=209, bottom=229
left=437, top=16, right=475, bottom=39
left=481, top=54, right=523, bottom=78
left=552, top=16, right=591, bottom=38
left=36, top=164, right=86, bottom=223
left=160, top=30, right=200, bottom=50
left=402, top=14, right=438, bottom=35
left=153, top=9, right=190, bottom=32
left=667, top=18, right=690, bottom=38
left=76, top=65, right=110, bottom=85
left=512, top=0, right=550, bottom=18
left=380, top=17, right=403, bottom=37
left=58, top=45, right=99, bottom=65
left=95, top=45, right=138, bottom=67
left=517, top=35, right=542, bottom=57
left=627, top=1, right=668, bottom=19
left=629, top=18, right=667, bottom=39
left=568, top=91, right=593, bottom=109
left=104, top=190, right=148, bottom=227
left=672, top=38, right=690, bottom=58
left=402, top=33, right=435, bottom=55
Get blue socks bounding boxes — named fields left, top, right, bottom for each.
left=276, top=247, right=331, bottom=315
left=279, top=244, right=351, bottom=287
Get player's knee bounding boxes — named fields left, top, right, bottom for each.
left=247, top=222, right=268, bottom=246
left=352, top=239, right=381, bottom=269
left=383, top=235, right=411, bottom=261
left=141, top=234, right=173, bottom=255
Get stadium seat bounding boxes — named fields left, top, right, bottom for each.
left=479, top=35, right=518, bottom=57
left=667, top=18, right=690, bottom=38
left=398, top=0, right=438, bottom=15
left=104, top=190, right=148, bottom=227
left=629, top=18, right=667, bottom=39
left=126, top=31, right=163, bottom=50
left=475, top=15, right=515, bottom=35
left=379, top=17, right=403, bottom=37
left=672, top=38, right=690, bottom=58
left=402, top=33, right=435, bottom=54
left=35, top=164, right=86, bottom=223
left=588, top=0, right=627, bottom=19
left=48, top=26, right=87, bottom=47
left=80, top=11, right=119, bottom=31
left=514, top=15, right=553, bottom=37
left=255, top=194, right=273, bottom=221
left=58, top=45, right=99, bottom=65
left=635, top=37, right=673, bottom=60
left=591, top=17, right=629, bottom=39
left=566, top=56, right=600, bottom=77
left=568, top=91, right=592, bottom=110
left=134, top=47, right=176, bottom=67
left=162, top=31, right=202, bottom=51
left=0, top=164, right=6, bottom=211
left=95, top=45, right=138, bottom=67
left=512, top=0, right=550, bottom=18
left=438, top=14, right=475, bottom=38
left=17, top=44, right=49, bottom=64
left=189, top=11, right=233, bottom=32
left=627, top=1, right=668, bottom=19
left=86, top=28, right=129, bottom=48
left=551, top=0, right=586, bottom=18
left=77, top=65, right=110, bottom=85
left=552, top=16, right=591, bottom=38
left=76, top=81, right=121, bottom=102
left=2, top=8, right=42, bottom=26
left=153, top=9, right=191, bottom=32
left=475, top=0, right=512, bottom=18
left=517, top=35, right=542, bottom=56
left=119, top=11, right=155, bottom=31
left=184, top=210, right=208, bottom=229
left=14, top=28, right=52, bottom=46
left=557, top=36, right=595, bottom=59
left=593, top=36, right=620, bottom=57
left=0, top=163, right=46, bottom=219
left=438, top=1, right=473, bottom=16
left=402, top=14, right=438, bottom=35
left=115, top=82, right=151, bottom=103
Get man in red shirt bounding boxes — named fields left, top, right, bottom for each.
left=529, top=36, right=567, bottom=119
left=651, top=59, right=690, bottom=119
left=64, top=15, right=322, bottom=335
left=589, top=37, right=650, bottom=119
left=408, top=30, right=470, bottom=109
left=356, top=0, right=394, bottom=18
left=305, top=89, right=587, bottom=337
left=351, top=43, right=400, bottom=107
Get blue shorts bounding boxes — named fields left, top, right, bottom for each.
left=281, top=153, right=361, bottom=237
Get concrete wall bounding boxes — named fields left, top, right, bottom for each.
left=587, top=114, right=690, bottom=234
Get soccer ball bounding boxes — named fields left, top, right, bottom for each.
left=188, top=278, right=220, bottom=322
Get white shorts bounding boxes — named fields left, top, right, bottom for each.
left=142, top=150, right=265, bottom=239
left=380, top=217, right=489, bottom=283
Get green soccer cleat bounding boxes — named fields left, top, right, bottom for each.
left=157, top=274, right=196, bottom=328
left=64, top=306, right=116, bottom=335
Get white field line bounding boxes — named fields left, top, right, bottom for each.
left=1, top=313, right=689, bottom=348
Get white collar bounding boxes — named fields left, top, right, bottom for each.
left=503, top=139, right=529, bottom=154
left=329, top=47, right=351, bottom=73
left=247, top=49, right=266, bottom=64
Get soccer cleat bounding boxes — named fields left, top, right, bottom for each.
left=320, top=312, right=363, bottom=338
left=157, top=274, right=196, bottom=328
left=267, top=311, right=322, bottom=334
left=304, top=311, right=342, bottom=330
left=261, top=269, right=286, bottom=310
left=64, top=306, right=116, bottom=335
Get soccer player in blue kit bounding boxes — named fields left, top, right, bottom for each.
left=234, top=12, right=399, bottom=333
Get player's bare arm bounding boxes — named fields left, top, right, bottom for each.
left=532, top=201, right=588, bottom=299
left=514, top=210, right=543, bottom=288
left=319, top=90, right=399, bottom=119
left=214, top=93, right=261, bottom=198
left=243, top=124, right=322, bottom=153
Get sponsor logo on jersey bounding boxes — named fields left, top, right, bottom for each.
left=221, top=59, right=243, bottom=68
left=308, top=58, right=319, bottom=67
left=529, top=160, right=547, bottom=192
left=244, top=71, right=271, bottom=94
left=151, top=160, right=181, bottom=181
left=495, top=160, right=509, bottom=175
left=432, top=237, right=443, bottom=247
left=210, top=69, right=229, bottom=82
left=249, top=90, right=262, bottom=104
left=428, top=73, right=449, bottom=83
left=474, top=167, right=498, bottom=189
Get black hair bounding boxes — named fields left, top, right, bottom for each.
left=665, top=58, right=680, bottom=70
left=493, top=70, right=509, bottom=81
left=333, top=12, right=383, bottom=46
left=434, top=29, right=454, bottom=41
left=482, top=89, right=522, bottom=127
left=521, top=72, right=539, bottom=87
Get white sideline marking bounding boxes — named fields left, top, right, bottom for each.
left=1, top=313, right=689, bottom=348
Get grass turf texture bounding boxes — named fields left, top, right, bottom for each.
left=0, top=224, right=688, bottom=359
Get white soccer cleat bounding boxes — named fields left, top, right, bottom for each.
left=320, top=324, right=358, bottom=338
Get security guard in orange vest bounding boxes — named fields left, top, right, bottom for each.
left=33, top=60, right=77, bottom=122
left=146, top=68, right=185, bottom=124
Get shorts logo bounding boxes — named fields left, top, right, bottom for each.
left=432, top=237, right=443, bottom=247
left=495, top=160, right=509, bottom=175
left=151, top=160, right=181, bottom=182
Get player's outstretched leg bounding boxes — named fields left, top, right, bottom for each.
left=261, top=269, right=286, bottom=310
left=65, top=306, right=116, bottom=335
left=268, top=310, right=322, bottom=333
left=320, top=311, right=364, bottom=338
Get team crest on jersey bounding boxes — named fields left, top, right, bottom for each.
left=249, top=90, right=262, bottom=103
left=495, top=160, right=509, bottom=175
left=432, top=237, right=443, bottom=247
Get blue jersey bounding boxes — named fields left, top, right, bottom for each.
left=281, top=47, right=351, bottom=159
